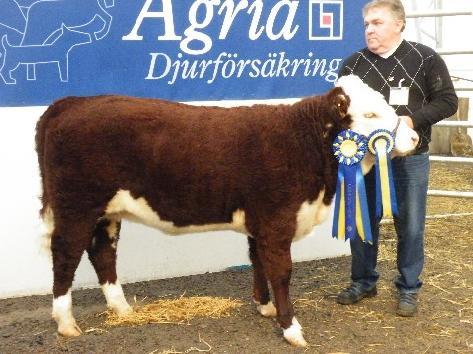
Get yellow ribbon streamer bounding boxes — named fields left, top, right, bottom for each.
left=355, top=193, right=366, bottom=242
left=375, top=139, right=393, bottom=217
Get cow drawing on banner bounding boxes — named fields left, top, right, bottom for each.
left=0, top=25, right=92, bottom=84
left=0, top=0, right=114, bottom=84
left=0, top=0, right=26, bottom=45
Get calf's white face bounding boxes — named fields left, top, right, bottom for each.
left=336, top=75, right=419, bottom=156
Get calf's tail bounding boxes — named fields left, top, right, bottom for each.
left=35, top=97, right=78, bottom=216
left=36, top=106, right=52, bottom=217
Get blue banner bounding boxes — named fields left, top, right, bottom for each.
left=0, top=0, right=367, bottom=106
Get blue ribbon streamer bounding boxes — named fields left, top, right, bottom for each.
left=332, top=163, right=373, bottom=242
left=332, top=167, right=343, bottom=239
left=343, top=163, right=357, bottom=240
left=332, top=130, right=372, bottom=243
left=387, top=154, right=398, bottom=216
left=332, top=169, right=372, bottom=242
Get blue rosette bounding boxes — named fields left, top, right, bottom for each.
left=332, top=130, right=372, bottom=243
left=367, top=129, right=398, bottom=218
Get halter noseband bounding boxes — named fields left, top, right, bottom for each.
left=392, top=116, right=402, bottom=139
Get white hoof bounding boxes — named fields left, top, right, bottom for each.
left=115, top=304, right=133, bottom=316
left=283, top=317, right=307, bottom=347
left=52, top=289, right=82, bottom=337
left=102, top=281, right=132, bottom=316
left=58, top=320, right=82, bottom=337
left=255, top=300, right=277, bottom=318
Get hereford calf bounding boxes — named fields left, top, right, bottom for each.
left=36, top=75, right=418, bottom=347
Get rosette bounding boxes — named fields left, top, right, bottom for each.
left=332, top=130, right=372, bottom=243
left=367, top=129, right=398, bottom=218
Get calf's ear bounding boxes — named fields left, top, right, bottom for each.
left=329, top=87, right=350, bottom=119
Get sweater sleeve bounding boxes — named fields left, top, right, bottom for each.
left=338, top=60, right=353, bottom=77
left=411, top=53, right=458, bottom=130
left=338, top=53, right=361, bottom=78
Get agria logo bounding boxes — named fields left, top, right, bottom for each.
left=124, top=0, right=345, bottom=56
left=309, top=0, right=343, bottom=40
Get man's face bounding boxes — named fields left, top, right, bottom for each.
left=364, top=6, right=403, bottom=55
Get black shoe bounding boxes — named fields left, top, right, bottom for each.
left=337, top=284, right=377, bottom=305
left=396, top=293, right=418, bottom=317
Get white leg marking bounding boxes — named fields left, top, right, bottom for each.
left=254, top=300, right=277, bottom=318
left=40, top=206, right=54, bottom=256
left=52, top=289, right=82, bottom=337
left=283, top=317, right=307, bottom=347
left=102, top=281, right=133, bottom=316
left=106, top=219, right=119, bottom=249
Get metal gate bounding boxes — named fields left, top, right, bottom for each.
left=407, top=2, right=473, bottom=199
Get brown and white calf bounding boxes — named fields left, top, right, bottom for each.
left=35, top=75, right=418, bottom=347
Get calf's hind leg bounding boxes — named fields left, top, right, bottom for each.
left=248, top=236, right=276, bottom=317
left=51, top=218, right=96, bottom=337
left=87, top=218, right=132, bottom=316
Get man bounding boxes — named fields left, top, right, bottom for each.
left=337, top=0, right=458, bottom=316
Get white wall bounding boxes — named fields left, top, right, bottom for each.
left=0, top=103, right=349, bottom=299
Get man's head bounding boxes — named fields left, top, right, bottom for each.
left=363, top=0, right=406, bottom=55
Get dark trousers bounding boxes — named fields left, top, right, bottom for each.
left=349, top=153, right=430, bottom=293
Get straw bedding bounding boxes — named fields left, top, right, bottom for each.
left=105, top=296, right=243, bottom=327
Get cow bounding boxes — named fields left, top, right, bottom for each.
left=35, top=75, right=419, bottom=347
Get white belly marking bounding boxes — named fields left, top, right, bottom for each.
left=293, top=190, right=330, bottom=241
left=105, top=190, right=248, bottom=235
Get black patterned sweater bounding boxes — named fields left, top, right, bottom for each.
left=339, top=40, right=458, bottom=153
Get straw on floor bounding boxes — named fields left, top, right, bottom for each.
left=105, top=295, right=243, bottom=327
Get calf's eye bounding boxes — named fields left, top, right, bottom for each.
left=364, top=112, right=377, bottom=118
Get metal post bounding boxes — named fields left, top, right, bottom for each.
left=406, top=10, right=473, bottom=18
left=435, top=0, right=442, bottom=48
left=427, top=190, right=473, bottom=198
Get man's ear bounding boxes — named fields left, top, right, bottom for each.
left=329, top=87, right=350, bottom=119
left=396, top=19, right=405, bottom=33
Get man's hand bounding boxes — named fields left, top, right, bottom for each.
left=399, top=115, right=414, bottom=129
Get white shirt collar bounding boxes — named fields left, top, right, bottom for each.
left=379, top=38, right=403, bottom=58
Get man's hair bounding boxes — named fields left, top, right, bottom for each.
left=363, top=0, right=406, bottom=32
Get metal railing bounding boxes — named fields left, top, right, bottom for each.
left=437, top=49, right=473, bottom=55
left=406, top=10, right=473, bottom=18
left=429, top=156, right=473, bottom=165
left=406, top=7, right=473, bottom=199
left=434, top=121, right=473, bottom=128
left=429, top=117, right=473, bottom=197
